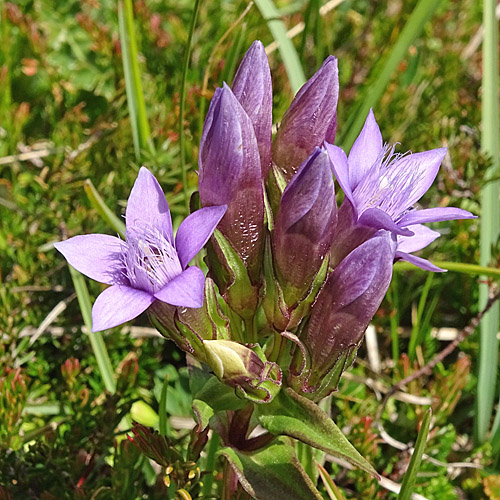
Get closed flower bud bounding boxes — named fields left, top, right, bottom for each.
left=199, top=84, right=265, bottom=283
left=203, top=340, right=281, bottom=403
left=298, top=232, right=395, bottom=397
left=272, top=56, right=339, bottom=182
left=232, top=41, right=273, bottom=180
left=272, top=147, right=337, bottom=305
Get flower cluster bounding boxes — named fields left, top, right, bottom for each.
left=55, top=41, right=474, bottom=403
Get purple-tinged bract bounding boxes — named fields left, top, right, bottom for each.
left=273, top=147, right=337, bottom=303
left=326, top=109, right=475, bottom=269
left=232, top=41, right=273, bottom=180
left=54, top=167, right=226, bottom=332
left=199, top=84, right=265, bottom=280
left=272, top=56, right=339, bottom=182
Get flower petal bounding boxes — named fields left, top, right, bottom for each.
left=272, top=56, right=339, bottom=181
left=397, top=224, right=440, bottom=253
left=398, top=207, right=476, bottom=227
left=91, top=285, right=155, bottom=332
left=358, top=208, right=413, bottom=236
left=348, top=109, right=383, bottom=189
left=232, top=41, right=273, bottom=179
left=395, top=251, right=446, bottom=273
left=393, top=148, right=447, bottom=208
left=54, top=234, right=124, bottom=285
left=154, top=266, right=205, bottom=308
left=126, top=167, right=173, bottom=241
left=175, top=205, right=227, bottom=269
left=325, top=142, right=355, bottom=206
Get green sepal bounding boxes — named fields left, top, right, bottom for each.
left=219, top=437, right=323, bottom=500
left=266, top=163, right=288, bottom=217
left=175, top=278, right=231, bottom=342
left=192, top=375, right=247, bottom=430
left=255, top=387, right=379, bottom=478
left=288, top=254, right=330, bottom=327
left=210, top=229, right=260, bottom=320
left=304, top=346, right=358, bottom=402
left=262, top=237, right=290, bottom=332
left=263, top=238, right=330, bottom=332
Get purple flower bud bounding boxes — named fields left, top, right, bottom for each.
left=272, top=147, right=337, bottom=304
left=203, top=340, right=282, bottom=403
left=199, top=84, right=265, bottom=280
left=272, top=56, right=339, bottom=182
left=232, top=41, right=273, bottom=180
left=300, top=232, right=395, bottom=395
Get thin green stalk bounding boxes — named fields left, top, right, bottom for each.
left=398, top=409, right=432, bottom=500
left=69, top=266, right=116, bottom=394
left=388, top=275, right=400, bottom=362
left=201, top=432, right=220, bottom=497
left=159, top=375, right=169, bottom=436
left=84, top=179, right=126, bottom=237
left=408, top=273, right=434, bottom=362
left=477, top=0, right=500, bottom=444
left=179, top=0, right=202, bottom=213
left=339, top=0, right=444, bottom=150
left=254, top=0, right=306, bottom=94
left=394, top=260, right=500, bottom=279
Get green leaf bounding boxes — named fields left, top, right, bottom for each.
left=192, top=374, right=246, bottom=430
left=398, top=409, right=432, bottom=500
left=256, top=388, right=378, bottom=478
left=219, top=437, right=323, bottom=500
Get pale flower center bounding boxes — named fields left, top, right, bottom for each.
left=123, top=224, right=182, bottom=293
left=352, top=144, right=424, bottom=220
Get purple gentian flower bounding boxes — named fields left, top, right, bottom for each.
left=273, top=147, right=337, bottom=303
left=55, top=167, right=226, bottom=332
left=326, top=109, right=475, bottom=270
left=199, top=83, right=265, bottom=280
left=273, top=56, right=339, bottom=182
left=299, top=231, right=395, bottom=396
left=232, top=41, right=273, bottom=180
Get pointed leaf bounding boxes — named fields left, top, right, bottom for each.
left=256, top=388, right=378, bottom=478
left=192, top=374, right=247, bottom=430
left=398, top=409, right=432, bottom=500
left=219, top=437, right=323, bottom=500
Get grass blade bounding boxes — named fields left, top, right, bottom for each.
left=179, top=0, right=202, bottom=213
left=84, top=179, right=126, bottom=238
left=68, top=265, right=116, bottom=394
left=254, top=0, right=306, bottom=94
left=316, top=462, right=346, bottom=500
left=339, top=0, right=444, bottom=150
left=476, top=0, right=500, bottom=444
left=159, top=375, right=169, bottom=436
left=118, top=0, right=151, bottom=160
left=397, top=409, right=432, bottom=500
left=408, top=273, right=434, bottom=362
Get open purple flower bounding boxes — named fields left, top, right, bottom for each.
left=326, top=109, right=475, bottom=269
left=55, top=167, right=226, bottom=332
